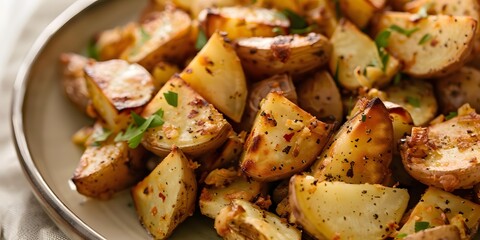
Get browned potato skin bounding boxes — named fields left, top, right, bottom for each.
left=199, top=7, right=289, bottom=39
left=403, top=225, right=461, bottom=240
left=311, top=98, right=394, bottom=184
left=297, top=71, right=343, bottom=123
left=59, top=53, right=92, bottom=113
left=72, top=138, right=146, bottom=200
left=241, top=74, right=297, bottom=131
left=435, top=66, right=480, bottom=114
left=235, top=33, right=332, bottom=81
left=400, top=104, right=480, bottom=191
left=240, top=92, right=333, bottom=182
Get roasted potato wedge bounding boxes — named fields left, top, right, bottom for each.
left=95, top=23, right=136, bottom=61
left=304, top=0, right=338, bottom=37
left=289, top=175, right=409, bottom=240
left=240, top=92, right=333, bottom=182
left=132, top=147, right=197, bottom=239
left=330, top=20, right=400, bottom=90
left=311, top=98, right=393, bottom=184
left=151, top=61, right=180, bottom=92
left=199, top=7, right=289, bottom=39
left=141, top=76, right=231, bottom=157
left=84, top=59, right=155, bottom=132
left=242, top=74, right=297, bottom=130
left=72, top=124, right=146, bottom=199
left=59, top=53, right=91, bottom=113
left=402, top=225, right=461, bottom=240
left=120, top=9, right=195, bottom=70
left=171, top=0, right=251, bottom=18
left=179, top=32, right=247, bottom=122
left=339, top=0, right=386, bottom=29
left=369, top=78, right=438, bottom=126
left=297, top=70, right=343, bottom=123
left=400, top=104, right=480, bottom=191
left=374, top=12, right=477, bottom=78
left=397, top=187, right=480, bottom=238
left=235, top=33, right=331, bottom=80
left=435, top=66, right=480, bottom=114
left=199, top=168, right=266, bottom=219
left=215, top=199, right=301, bottom=240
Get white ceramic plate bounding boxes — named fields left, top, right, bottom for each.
left=11, top=0, right=218, bottom=239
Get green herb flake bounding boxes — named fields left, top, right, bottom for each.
left=375, top=30, right=391, bottom=50
left=445, top=111, right=458, bottom=120
left=163, top=91, right=178, bottom=107
left=195, top=29, right=208, bottom=51
left=407, top=96, right=421, bottom=108
left=396, top=233, right=408, bottom=239
left=389, top=25, right=419, bottom=37
left=86, top=40, right=99, bottom=60
left=115, top=110, right=165, bottom=148
left=140, top=27, right=151, bottom=42
left=290, top=24, right=318, bottom=34
left=393, top=72, right=402, bottom=85
left=380, top=52, right=390, bottom=72
left=132, top=111, right=146, bottom=126
left=282, top=9, right=308, bottom=30
left=414, top=221, right=430, bottom=232
left=272, top=27, right=286, bottom=35
left=361, top=114, right=367, bottom=122
left=91, top=128, right=111, bottom=146
left=418, top=33, right=432, bottom=45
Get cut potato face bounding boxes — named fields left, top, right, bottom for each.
left=151, top=61, right=180, bottom=92
left=435, top=66, right=480, bottom=114
left=374, top=12, right=477, bottom=78
left=141, top=77, right=231, bottom=157
left=339, top=0, right=385, bottom=29
left=397, top=187, right=480, bottom=238
left=235, top=33, right=331, bottom=80
left=121, top=9, right=195, bottom=70
left=84, top=59, right=155, bottom=132
left=179, top=32, right=247, bottom=122
left=297, top=71, right=343, bottom=123
left=400, top=104, right=480, bottom=191
left=199, top=168, right=266, bottom=219
left=95, top=23, right=136, bottom=61
left=330, top=20, right=400, bottom=90
left=199, top=7, right=289, bottom=39
left=402, top=225, right=461, bottom=240
left=289, top=175, right=409, bottom=240
left=215, top=199, right=301, bottom=240
left=304, top=0, right=338, bottom=37
left=132, top=147, right=197, bottom=239
left=59, top=53, right=91, bottom=113
left=312, top=98, right=393, bottom=184
left=72, top=124, right=146, bottom=199
left=240, top=92, right=333, bottom=182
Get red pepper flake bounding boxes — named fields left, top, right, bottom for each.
left=283, top=133, right=294, bottom=142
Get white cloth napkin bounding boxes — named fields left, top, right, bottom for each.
left=0, top=0, right=74, bottom=239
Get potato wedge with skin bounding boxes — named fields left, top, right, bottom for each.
left=289, top=175, right=409, bottom=240
left=435, top=66, right=480, bottom=114
left=397, top=187, right=480, bottom=238
left=339, top=0, right=386, bottom=29
left=84, top=59, right=155, bottom=133
left=311, top=98, right=393, bottom=184
left=72, top=127, right=146, bottom=199
left=95, top=23, right=136, bottom=61
left=141, top=77, right=231, bottom=157
left=304, top=0, right=338, bottom=37
left=374, top=12, right=477, bottom=78
left=370, top=78, right=438, bottom=126
left=179, top=32, right=247, bottom=122
left=297, top=71, right=343, bottom=123
left=402, top=225, right=461, bottom=240
left=330, top=20, right=400, bottom=90
left=215, top=199, right=301, bottom=240
left=240, top=92, right=333, bottom=182
left=132, top=147, right=196, bottom=239
left=241, top=74, right=297, bottom=131
left=59, top=53, right=92, bottom=113
left=400, top=104, right=480, bottom=192
left=121, top=9, right=195, bottom=70
left=199, top=168, right=266, bottom=219
left=199, top=7, right=289, bottom=39
left=235, top=33, right=331, bottom=81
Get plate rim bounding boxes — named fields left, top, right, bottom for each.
left=11, top=0, right=105, bottom=239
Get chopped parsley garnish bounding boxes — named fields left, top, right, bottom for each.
left=272, top=27, right=286, bottom=35
left=361, top=114, right=367, bottom=122
left=396, top=233, right=408, bottom=238
left=86, top=39, right=99, bottom=60
left=389, top=25, right=419, bottom=37
left=414, top=221, right=430, bottom=232
left=91, top=128, right=111, bottom=146
left=406, top=96, right=421, bottom=108
left=281, top=9, right=316, bottom=34
left=445, top=111, right=458, bottom=120
left=418, top=33, right=432, bottom=45
left=195, top=29, right=208, bottom=51
left=163, top=91, right=178, bottom=107
left=290, top=23, right=318, bottom=34
left=375, top=30, right=391, bottom=72
left=115, top=110, right=165, bottom=148
left=140, top=27, right=151, bottom=42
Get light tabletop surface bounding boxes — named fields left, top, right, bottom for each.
left=0, top=0, right=74, bottom=239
